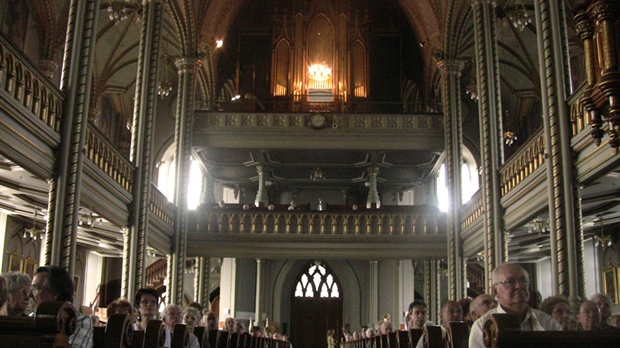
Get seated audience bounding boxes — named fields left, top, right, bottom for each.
left=236, top=321, right=246, bottom=334
left=327, top=329, right=335, bottom=348
left=611, top=314, right=620, bottom=329
left=459, top=297, right=473, bottom=328
left=0, top=272, right=31, bottom=317
left=183, top=306, right=201, bottom=334
left=365, top=328, right=377, bottom=338
left=202, top=310, right=218, bottom=330
left=30, top=265, right=93, bottom=348
left=0, top=275, right=7, bottom=309
left=224, top=317, right=236, bottom=332
left=188, top=301, right=203, bottom=313
left=250, top=325, right=263, bottom=337
left=106, top=298, right=134, bottom=324
left=469, top=294, right=497, bottom=321
left=416, top=300, right=463, bottom=348
left=133, top=288, right=159, bottom=331
left=577, top=300, right=601, bottom=331
left=590, top=293, right=620, bottom=331
left=407, top=300, right=432, bottom=329
left=539, top=295, right=579, bottom=330
left=163, top=304, right=199, bottom=348
left=469, top=262, right=561, bottom=348
left=379, top=320, right=393, bottom=335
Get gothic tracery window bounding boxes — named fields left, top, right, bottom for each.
left=294, top=263, right=340, bottom=298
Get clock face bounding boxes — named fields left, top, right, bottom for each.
left=310, top=113, right=326, bottom=128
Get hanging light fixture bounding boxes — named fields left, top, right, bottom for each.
left=107, top=1, right=139, bottom=25
left=310, top=168, right=325, bottom=180
left=157, top=55, right=173, bottom=98
left=505, top=2, right=532, bottom=31
left=466, top=78, right=478, bottom=101
left=23, top=210, right=45, bottom=240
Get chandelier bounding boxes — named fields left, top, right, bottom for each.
left=23, top=210, right=45, bottom=240
left=157, top=55, right=173, bottom=98
left=308, top=64, right=332, bottom=81
left=527, top=217, right=549, bottom=234
left=466, top=78, right=478, bottom=101
left=310, top=167, right=325, bottom=180
left=107, top=2, right=133, bottom=25
left=506, top=3, right=532, bottom=31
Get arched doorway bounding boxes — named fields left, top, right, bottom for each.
left=290, top=262, right=343, bottom=348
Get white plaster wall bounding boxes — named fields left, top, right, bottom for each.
left=219, top=258, right=237, bottom=326
left=536, top=258, right=553, bottom=300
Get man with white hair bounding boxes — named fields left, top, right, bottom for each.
left=469, top=262, right=561, bottom=348
left=590, top=293, right=620, bottom=331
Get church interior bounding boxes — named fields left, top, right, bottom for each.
left=1, top=0, right=620, bottom=346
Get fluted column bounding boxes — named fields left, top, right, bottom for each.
left=471, top=0, right=504, bottom=291
left=366, top=167, right=381, bottom=209
left=369, top=260, right=379, bottom=322
left=534, top=0, right=581, bottom=304
left=45, top=0, right=100, bottom=272
left=438, top=59, right=466, bottom=300
left=255, top=165, right=269, bottom=207
left=169, top=56, right=201, bottom=305
left=255, top=259, right=263, bottom=323
left=122, top=0, right=164, bottom=300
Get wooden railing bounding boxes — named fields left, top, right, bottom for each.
left=569, top=82, right=589, bottom=136
left=499, top=128, right=545, bottom=197
left=149, top=186, right=175, bottom=227
left=460, top=190, right=483, bottom=231
left=85, top=125, right=134, bottom=191
left=0, top=32, right=63, bottom=132
left=145, top=258, right=167, bottom=288
left=193, top=206, right=447, bottom=236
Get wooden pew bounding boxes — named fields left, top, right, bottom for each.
left=142, top=319, right=166, bottom=348
left=0, top=301, right=77, bottom=348
left=171, top=323, right=190, bottom=348
left=444, top=322, right=468, bottom=348
left=483, top=313, right=620, bottom=347
left=193, top=327, right=205, bottom=348
left=93, top=313, right=133, bottom=348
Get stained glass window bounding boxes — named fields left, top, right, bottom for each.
left=294, top=263, right=340, bottom=298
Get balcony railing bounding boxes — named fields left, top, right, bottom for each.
left=85, top=125, right=134, bottom=191
left=460, top=190, right=483, bottom=231
left=215, top=96, right=440, bottom=114
left=191, top=205, right=446, bottom=236
left=149, top=186, right=176, bottom=227
left=0, top=32, right=63, bottom=132
left=499, top=128, right=545, bottom=197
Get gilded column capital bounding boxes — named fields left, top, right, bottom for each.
left=437, top=59, right=466, bottom=76
left=589, top=0, right=619, bottom=21
left=174, top=57, right=202, bottom=73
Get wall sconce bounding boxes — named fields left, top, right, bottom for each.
left=527, top=217, right=549, bottom=234
left=504, top=131, right=517, bottom=146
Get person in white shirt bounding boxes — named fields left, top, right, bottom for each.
left=469, top=262, right=561, bottom=348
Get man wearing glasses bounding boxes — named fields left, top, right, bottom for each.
left=469, top=262, right=561, bottom=348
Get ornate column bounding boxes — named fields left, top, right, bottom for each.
left=255, top=259, right=263, bottom=323
left=438, top=59, right=466, bottom=300
left=45, top=0, right=100, bottom=272
left=533, top=0, right=581, bottom=304
left=169, top=56, right=201, bottom=305
left=471, top=0, right=504, bottom=291
left=369, top=260, right=379, bottom=322
left=122, top=0, right=164, bottom=300
left=255, top=165, right=269, bottom=207
left=199, top=257, right=211, bottom=305
left=423, top=260, right=431, bottom=317
left=366, top=167, right=381, bottom=209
